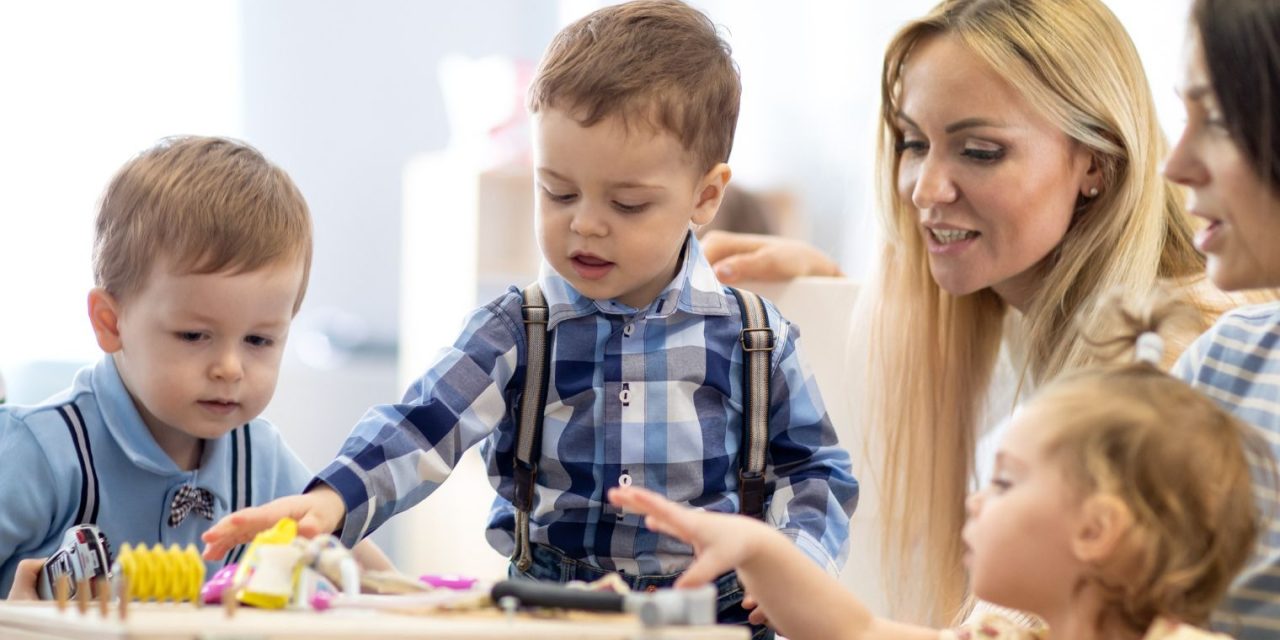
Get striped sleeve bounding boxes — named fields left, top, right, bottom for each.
left=762, top=309, right=859, bottom=575
left=314, top=295, right=524, bottom=547
left=0, top=411, right=63, bottom=596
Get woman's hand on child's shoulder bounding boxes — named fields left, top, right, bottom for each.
left=607, top=486, right=772, bottom=587
left=201, top=486, right=347, bottom=561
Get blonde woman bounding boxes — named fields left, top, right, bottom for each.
left=706, top=0, right=1211, bottom=626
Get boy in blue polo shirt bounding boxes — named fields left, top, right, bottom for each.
left=0, top=136, right=386, bottom=598
left=203, top=2, right=857, bottom=636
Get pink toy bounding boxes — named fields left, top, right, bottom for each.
left=309, top=589, right=336, bottom=611
left=420, top=574, right=478, bottom=590
left=201, top=564, right=239, bottom=605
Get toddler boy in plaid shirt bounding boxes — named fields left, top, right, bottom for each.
left=203, top=2, right=856, bottom=635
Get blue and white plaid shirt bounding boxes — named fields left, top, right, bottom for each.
left=316, top=233, right=858, bottom=575
left=1174, top=302, right=1280, bottom=640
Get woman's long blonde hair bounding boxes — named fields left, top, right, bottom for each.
left=867, top=0, right=1208, bottom=624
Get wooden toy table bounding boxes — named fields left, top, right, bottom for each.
left=0, top=602, right=749, bottom=639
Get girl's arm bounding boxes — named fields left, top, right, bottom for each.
left=609, top=486, right=940, bottom=640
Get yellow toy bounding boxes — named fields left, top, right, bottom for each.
left=112, top=543, right=205, bottom=603
left=231, top=517, right=306, bottom=609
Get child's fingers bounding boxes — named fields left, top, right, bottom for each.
left=609, top=487, right=700, bottom=543
left=200, top=528, right=250, bottom=561
left=6, top=558, right=43, bottom=600
left=643, top=515, right=689, bottom=545
left=606, top=485, right=647, bottom=511
left=672, top=554, right=724, bottom=589
left=608, top=486, right=670, bottom=520
left=199, top=527, right=233, bottom=561
left=609, top=486, right=689, bottom=523
left=742, top=593, right=757, bottom=610
left=748, top=606, right=769, bottom=626
left=201, top=507, right=281, bottom=559
left=295, top=512, right=331, bottom=539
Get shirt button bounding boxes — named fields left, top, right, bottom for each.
left=619, top=473, right=633, bottom=487
left=623, top=323, right=634, bottom=337
left=619, top=388, right=631, bottom=404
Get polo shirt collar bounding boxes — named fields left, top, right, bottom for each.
left=87, top=356, right=233, bottom=509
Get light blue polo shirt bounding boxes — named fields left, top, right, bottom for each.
left=0, top=356, right=311, bottom=595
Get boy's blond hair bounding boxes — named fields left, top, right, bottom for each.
left=527, top=0, right=740, bottom=173
left=93, top=136, right=312, bottom=313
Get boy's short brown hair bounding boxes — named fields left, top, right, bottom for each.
left=93, top=136, right=313, bottom=313
left=528, top=0, right=740, bottom=173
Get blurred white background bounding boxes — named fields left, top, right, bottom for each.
left=0, top=0, right=1192, bottom=566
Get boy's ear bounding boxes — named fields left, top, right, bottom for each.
left=1071, top=494, right=1134, bottom=563
left=692, top=162, right=732, bottom=227
left=87, top=288, right=124, bottom=353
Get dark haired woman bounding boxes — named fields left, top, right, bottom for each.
left=1165, top=1, right=1280, bottom=639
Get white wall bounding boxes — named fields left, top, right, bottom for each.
left=0, top=1, right=242, bottom=368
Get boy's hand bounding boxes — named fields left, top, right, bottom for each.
left=607, top=486, right=769, bottom=588
left=5, top=558, right=43, bottom=600
left=201, top=486, right=347, bottom=561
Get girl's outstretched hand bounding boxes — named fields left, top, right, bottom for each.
left=607, top=485, right=772, bottom=588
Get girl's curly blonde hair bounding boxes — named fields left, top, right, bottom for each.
left=1030, top=293, right=1272, bottom=633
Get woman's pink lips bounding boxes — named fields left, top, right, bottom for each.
left=924, top=229, right=980, bottom=256
left=1195, top=218, right=1225, bottom=253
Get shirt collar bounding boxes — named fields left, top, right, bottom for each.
left=86, top=356, right=233, bottom=509
left=537, top=230, right=732, bottom=329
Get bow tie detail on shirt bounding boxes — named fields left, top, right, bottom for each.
left=168, top=484, right=215, bottom=527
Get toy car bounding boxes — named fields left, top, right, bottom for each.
left=36, top=524, right=113, bottom=600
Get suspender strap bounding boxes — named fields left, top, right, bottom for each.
left=509, top=285, right=772, bottom=572
left=729, top=288, right=773, bottom=520
left=512, top=283, right=551, bottom=572
left=57, top=403, right=100, bottom=525
left=226, top=424, right=253, bottom=566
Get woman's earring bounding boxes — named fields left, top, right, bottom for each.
left=1088, top=187, right=1099, bottom=197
